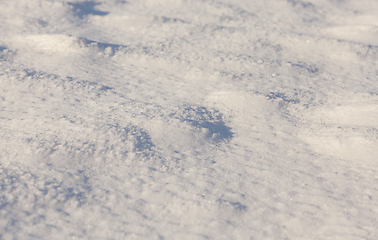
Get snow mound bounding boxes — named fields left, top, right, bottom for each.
left=11, top=34, right=125, bottom=56
left=299, top=94, right=378, bottom=162
left=306, top=104, right=378, bottom=128
left=13, top=35, right=84, bottom=54
left=323, top=25, right=378, bottom=45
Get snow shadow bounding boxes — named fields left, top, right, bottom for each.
left=123, top=124, right=155, bottom=156
left=173, top=105, right=234, bottom=142
left=287, top=0, right=315, bottom=9
left=288, top=61, right=319, bottom=75
left=79, top=37, right=127, bottom=56
left=154, top=16, right=187, bottom=24
left=267, top=92, right=300, bottom=104
left=217, top=199, right=247, bottom=212
left=0, top=46, right=8, bottom=60
left=0, top=167, right=91, bottom=213
left=68, top=1, right=109, bottom=19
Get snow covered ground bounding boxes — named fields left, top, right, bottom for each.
left=0, top=0, right=377, bottom=239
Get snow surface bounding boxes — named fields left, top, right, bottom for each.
left=0, top=0, right=378, bottom=239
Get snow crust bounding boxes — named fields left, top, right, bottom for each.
left=0, top=0, right=377, bottom=239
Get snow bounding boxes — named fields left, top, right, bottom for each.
left=0, top=0, right=377, bottom=239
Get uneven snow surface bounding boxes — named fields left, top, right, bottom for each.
left=1, top=0, right=378, bottom=239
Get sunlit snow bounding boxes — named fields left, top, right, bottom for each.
left=0, top=0, right=377, bottom=239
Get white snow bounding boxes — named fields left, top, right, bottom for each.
left=0, top=0, right=377, bottom=239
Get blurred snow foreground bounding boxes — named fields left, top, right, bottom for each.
left=0, top=0, right=377, bottom=239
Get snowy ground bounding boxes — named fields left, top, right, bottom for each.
left=0, top=0, right=378, bottom=239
